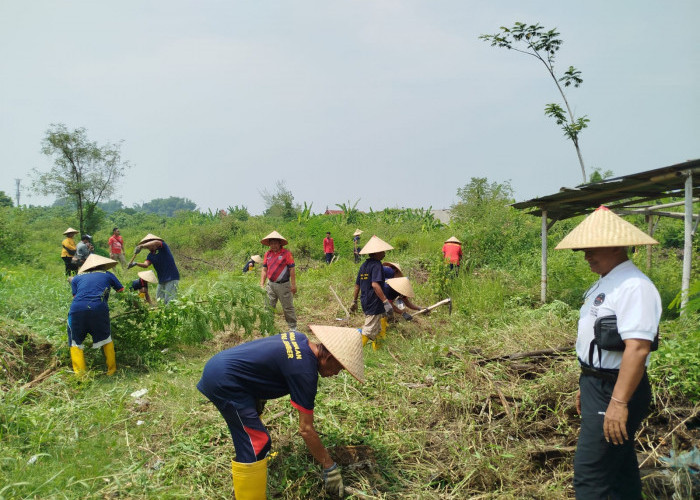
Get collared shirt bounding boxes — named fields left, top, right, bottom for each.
left=108, top=234, right=124, bottom=254
left=356, top=258, right=385, bottom=315
left=323, top=237, right=334, bottom=253
left=70, top=271, right=124, bottom=313
left=263, top=248, right=295, bottom=283
left=196, top=332, right=318, bottom=414
left=576, top=260, right=661, bottom=369
left=442, top=242, right=462, bottom=264
left=146, top=241, right=180, bottom=283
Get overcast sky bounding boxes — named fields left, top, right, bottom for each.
left=1, top=1, right=697, bottom=215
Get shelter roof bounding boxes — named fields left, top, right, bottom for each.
left=512, top=159, right=700, bottom=221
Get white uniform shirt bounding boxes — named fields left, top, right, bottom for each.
left=577, top=259, right=661, bottom=369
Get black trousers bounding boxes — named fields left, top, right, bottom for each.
left=574, top=372, right=651, bottom=499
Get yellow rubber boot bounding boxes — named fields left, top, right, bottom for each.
left=231, top=457, right=268, bottom=500
left=379, top=317, right=388, bottom=339
left=69, top=346, right=86, bottom=375
left=362, top=334, right=369, bottom=347
left=102, top=342, right=117, bottom=376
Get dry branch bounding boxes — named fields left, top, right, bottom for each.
left=477, top=345, right=574, bottom=365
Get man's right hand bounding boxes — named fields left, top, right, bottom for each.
left=322, top=463, right=344, bottom=496
left=127, top=262, right=137, bottom=269
left=134, top=246, right=142, bottom=255
left=383, top=300, right=394, bottom=317
left=349, top=301, right=358, bottom=313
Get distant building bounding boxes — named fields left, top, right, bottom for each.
left=324, top=209, right=345, bottom=215
left=431, top=209, right=452, bottom=224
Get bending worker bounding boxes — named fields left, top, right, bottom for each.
left=350, top=235, right=394, bottom=347
left=384, top=276, right=428, bottom=321
left=197, top=325, right=364, bottom=499
left=130, top=234, right=180, bottom=304
left=555, top=206, right=661, bottom=499
left=260, top=230, right=297, bottom=330
left=67, top=254, right=124, bottom=376
left=131, top=270, right=158, bottom=305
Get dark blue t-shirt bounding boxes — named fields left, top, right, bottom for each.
left=131, top=278, right=145, bottom=291
left=382, top=266, right=400, bottom=300
left=70, top=271, right=123, bottom=313
left=356, top=258, right=385, bottom=315
left=146, top=241, right=180, bottom=283
left=197, top=332, right=319, bottom=414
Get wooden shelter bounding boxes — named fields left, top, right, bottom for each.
left=512, top=159, right=699, bottom=312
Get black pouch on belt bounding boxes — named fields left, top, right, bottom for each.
left=593, top=315, right=659, bottom=351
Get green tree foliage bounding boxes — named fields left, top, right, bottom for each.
left=480, top=22, right=589, bottom=183
left=137, top=196, right=197, bottom=217
left=588, top=167, right=614, bottom=183
left=98, top=199, right=125, bottom=213
left=32, top=124, right=129, bottom=235
left=261, top=180, right=298, bottom=220
left=0, top=191, right=13, bottom=207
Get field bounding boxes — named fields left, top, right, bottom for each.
left=0, top=202, right=698, bottom=499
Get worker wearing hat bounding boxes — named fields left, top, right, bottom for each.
left=352, top=229, right=363, bottom=263
left=384, top=276, right=429, bottom=321
left=130, top=234, right=180, bottom=304
left=131, top=270, right=158, bottom=305
left=442, top=236, right=463, bottom=275
left=197, top=325, right=364, bottom=499
left=260, top=231, right=297, bottom=330
left=349, top=236, right=394, bottom=346
left=67, top=254, right=124, bottom=376
left=555, top=206, right=661, bottom=499
left=243, top=254, right=263, bottom=273
left=61, top=227, right=79, bottom=276
left=74, top=234, right=93, bottom=267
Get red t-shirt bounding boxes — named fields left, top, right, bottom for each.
left=108, top=235, right=124, bottom=254
left=263, top=248, right=295, bottom=283
left=323, top=237, right=334, bottom=253
left=442, top=242, right=462, bottom=264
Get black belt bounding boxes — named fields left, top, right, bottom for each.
left=272, top=278, right=289, bottom=284
left=579, top=362, right=619, bottom=382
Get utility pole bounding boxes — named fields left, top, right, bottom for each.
left=15, top=178, right=20, bottom=206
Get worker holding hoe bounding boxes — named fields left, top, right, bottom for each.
left=260, top=230, right=297, bottom=330
left=384, top=276, right=429, bottom=320
left=67, top=254, right=123, bottom=376
left=129, top=234, right=180, bottom=304
left=197, top=325, right=364, bottom=499
left=555, top=206, right=661, bottom=499
left=243, top=254, right=263, bottom=273
left=349, top=235, right=394, bottom=347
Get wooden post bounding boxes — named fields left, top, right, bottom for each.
left=681, top=171, right=693, bottom=313
left=646, top=214, right=653, bottom=271
left=541, top=209, right=547, bottom=303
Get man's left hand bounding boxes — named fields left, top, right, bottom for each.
left=322, top=463, right=343, bottom=496
left=402, top=312, right=412, bottom=321
left=128, top=262, right=137, bottom=269
left=603, top=399, right=629, bottom=445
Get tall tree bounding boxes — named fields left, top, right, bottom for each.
left=260, top=180, right=298, bottom=220
left=32, top=124, right=129, bottom=234
left=480, top=22, right=589, bottom=183
left=137, top=196, right=197, bottom=217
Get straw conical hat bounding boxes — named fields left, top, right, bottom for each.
left=445, top=236, right=461, bottom=244
left=382, top=261, right=403, bottom=277
left=386, top=277, right=415, bottom=298
left=359, top=235, right=393, bottom=255
left=63, top=227, right=78, bottom=235
left=555, top=206, right=659, bottom=250
left=308, top=325, right=364, bottom=383
left=353, top=229, right=363, bottom=237
left=137, top=270, right=159, bottom=284
left=138, top=233, right=163, bottom=245
left=251, top=255, right=263, bottom=264
left=261, top=231, right=288, bottom=246
left=78, top=254, right=118, bottom=274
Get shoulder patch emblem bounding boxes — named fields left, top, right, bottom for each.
left=594, top=293, right=605, bottom=306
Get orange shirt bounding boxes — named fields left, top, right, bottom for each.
left=442, top=242, right=462, bottom=264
